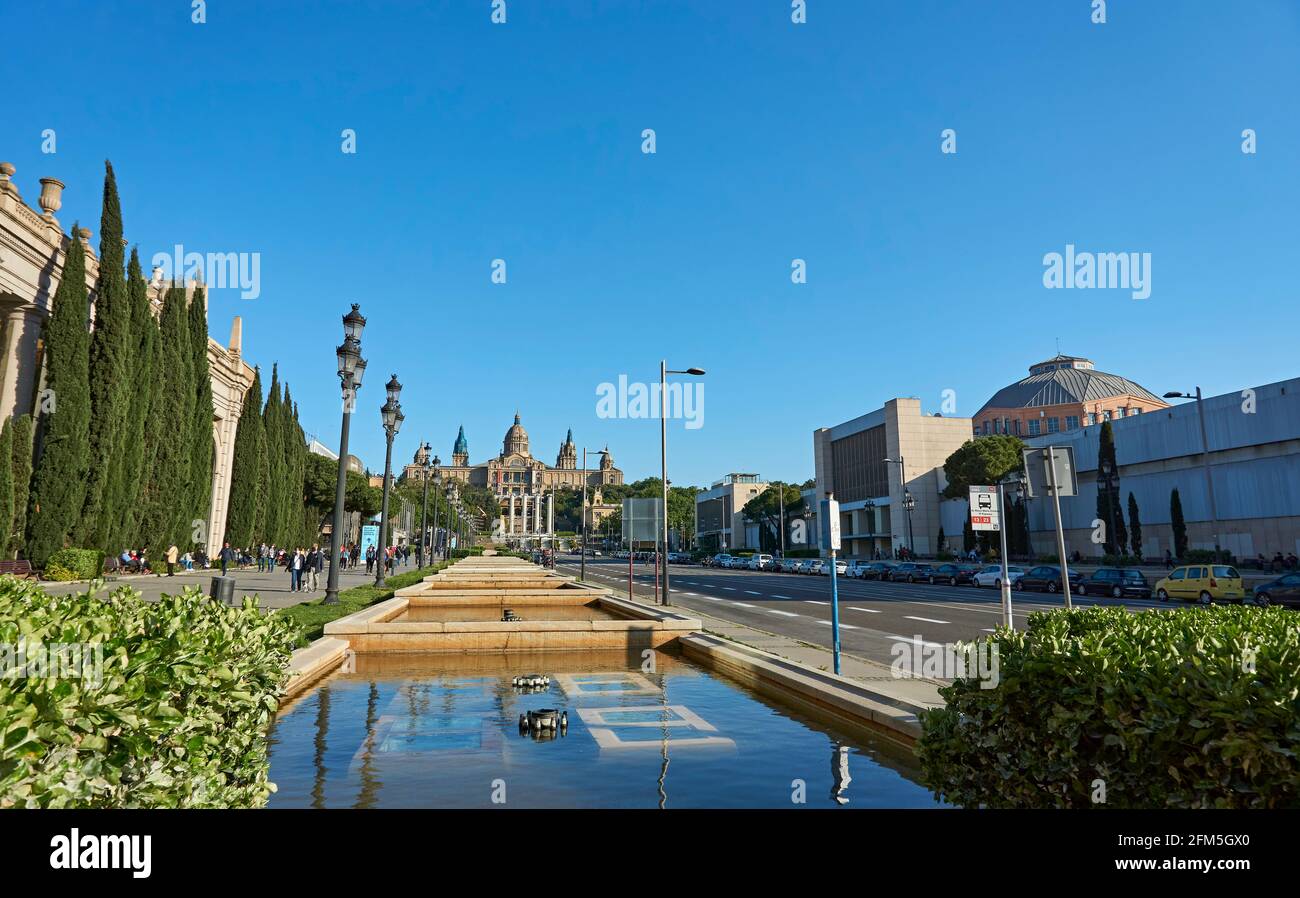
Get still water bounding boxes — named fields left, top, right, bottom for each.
left=267, top=649, right=942, bottom=808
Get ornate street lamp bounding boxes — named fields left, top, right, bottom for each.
left=902, top=489, right=917, bottom=557
left=418, top=445, right=434, bottom=568
left=324, top=304, right=366, bottom=605
left=374, top=375, right=404, bottom=587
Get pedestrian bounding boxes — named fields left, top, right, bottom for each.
left=351, top=544, right=361, bottom=569
left=165, top=543, right=179, bottom=577
left=307, top=544, right=323, bottom=591
left=1164, top=549, right=1174, bottom=570
left=219, top=541, right=235, bottom=576
left=365, top=544, right=375, bottom=574
left=289, top=548, right=304, bottom=591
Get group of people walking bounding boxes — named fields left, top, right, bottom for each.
left=147, top=538, right=419, bottom=591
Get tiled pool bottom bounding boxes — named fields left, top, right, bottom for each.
left=267, top=650, right=941, bottom=808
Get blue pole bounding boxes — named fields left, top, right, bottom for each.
left=830, top=548, right=842, bottom=674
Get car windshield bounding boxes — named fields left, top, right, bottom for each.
left=1121, top=570, right=1145, bottom=581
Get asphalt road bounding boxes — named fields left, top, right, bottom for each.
left=557, top=556, right=1183, bottom=668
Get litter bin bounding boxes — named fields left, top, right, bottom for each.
left=209, top=575, right=236, bottom=606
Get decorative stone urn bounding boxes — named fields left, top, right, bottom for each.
left=38, top=178, right=65, bottom=217
left=0, top=162, right=17, bottom=196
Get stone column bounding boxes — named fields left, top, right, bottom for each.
left=509, top=494, right=516, bottom=535
left=0, top=306, right=46, bottom=421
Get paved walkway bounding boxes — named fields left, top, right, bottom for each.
left=36, top=560, right=428, bottom=610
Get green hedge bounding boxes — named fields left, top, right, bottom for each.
left=43, top=548, right=106, bottom=582
left=0, top=577, right=296, bottom=808
left=918, top=605, right=1300, bottom=808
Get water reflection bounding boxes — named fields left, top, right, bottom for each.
left=267, top=650, right=939, bottom=809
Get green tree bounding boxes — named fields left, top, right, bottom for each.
left=1127, top=492, right=1143, bottom=560
left=0, top=419, right=13, bottom=556
left=107, top=249, right=156, bottom=547
left=80, top=162, right=132, bottom=550
left=1170, top=489, right=1188, bottom=559
left=27, top=229, right=92, bottom=566
left=942, top=436, right=1025, bottom=499
left=224, top=368, right=267, bottom=547
left=141, top=285, right=193, bottom=556
left=187, top=286, right=214, bottom=550
left=1095, top=421, right=1128, bottom=555
left=262, top=366, right=285, bottom=544
left=742, top=483, right=802, bottom=552
left=9, top=414, right=33, bottom=559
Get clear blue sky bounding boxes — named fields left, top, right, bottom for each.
left=5, top=1, right=1298, bottom=487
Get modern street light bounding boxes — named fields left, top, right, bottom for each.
left=1163, top=388, right=1221, bottom=559
left=578, top=446, right=606, bottom=583
left=660, top=362, right=705, bottom=606
left=374, top=375, right=404, bottom=588
left=324, top=304, right=367, bottom=606
left=864, top=498, right=876, bottom=558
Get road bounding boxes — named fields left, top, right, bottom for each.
left=557, top=556, right=1182, bottom=668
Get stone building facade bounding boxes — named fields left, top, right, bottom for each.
left=0, top=160, right=254, bottom=550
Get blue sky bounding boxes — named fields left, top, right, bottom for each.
left=5, top=0, right=1298, bottom=486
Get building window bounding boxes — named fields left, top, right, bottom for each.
left=1047, top=417, right=1060, bottom=433
left=1014, top=419, right=1021, bottom=435
left=1085, top=413, right=1095, bottom=425
left=1066, top=415, right=1080, bottom=430
left=1028, top=420, right=1041, bottom=436
left=983, top=421, right=990, bottom=435
left=1103, top=410, right=1112, bottom=421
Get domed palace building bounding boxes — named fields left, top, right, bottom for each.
left=402, top=414, right=622, bottom=537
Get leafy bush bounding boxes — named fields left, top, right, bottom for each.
left=918, top=605, right=1300, bottom=808
left=0, top=578, right=296, bottom=808
left=42, top=548, right=106, bottom=581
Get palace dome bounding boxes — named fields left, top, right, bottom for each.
left=503, top=413, right=530, bottom=457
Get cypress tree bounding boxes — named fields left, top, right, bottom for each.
left=262, top=366, right=285, bottom=544
left=1095, top=421, right=1128, bottom=554
left=188, top=285, right=214, bottom=550
left=80, top=161, right=132, bottom=550
left=0, top=419, right=13, bottom=557
left=107, top=249, right=155, bottom=547
left=142, top=285, right=193, bottom=556
left=1170, top=489, right=1188, bottom=560
left=225, top=368, right=266, bottom=548
left=27, top=229, right=92, bottom=566
left=135, top=296, right=166, bottom=550
left=1127, top=492, right=1143, bottom=560
left=9, top=414, right=32, bottom=559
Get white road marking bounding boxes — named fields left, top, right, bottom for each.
left=806, top=600, right=829, bottom=606
left=771, top=594, right=793, bottom=600
left=744, top=590, right=762, bottom=595
left=904, top=615, right=950, bottom=625
left=733, top=602, right=756, bottom=608
left=764, top=609, right=800, bottom=617
left=721, top=587, right=737, bottom=591
left=848, top=606, right=881, bottom=613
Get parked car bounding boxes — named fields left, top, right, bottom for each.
left=859, top=561, right=897, bottom=581
left=710, top=554, right=734, bottom=569
left=972, top=564, right=1026, bottom=589
left=1250, top=572, right=1300, bottom=608
left=805, top=559, right=826, bottom=575
left=1078, top=567, right=1152, bottom=599
left=747, top=553, right=774, bottom=571
left=773, top=557, right=799, bottom=573
left=1154, top=564, right=1244, bottom=604
left=889, top=562, right=935, bottom=583
left=928, top=563, right=980, bottom=586
left=845, top=560, right=871, bottom=579
left=818, top=559, right=848, bottom=576
left=1019, top=564, right=1083, bottom=594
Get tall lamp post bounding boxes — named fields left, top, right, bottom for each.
left=1098, top=456, right=1120, bottom=557
left=417, top=445, right=433, bottom=568
left=444, top=483, right=454, bottom=557
left=374, top=375, right=404, bottom=588
left=659, top=362, right=705, bottom=606
left=864, top=498, right=876, bottom=558
left=903, top=489, right=916, bottom=557
left=883, top=456, right=910, bottom=558
left=1163, top=388, right=1221, bottom=559
left=324, top=304, right=367, bottom=605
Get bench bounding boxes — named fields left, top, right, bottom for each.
left=0, top=560, right=34, bottom=579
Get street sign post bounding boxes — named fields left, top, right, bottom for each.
left=820, top=496, right=843, bottom=675
left=1023, top=446, right=1075, bottom=609
left=971, top=485, right=1013, bottom=628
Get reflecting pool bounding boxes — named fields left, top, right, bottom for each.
left=394, top=603, right=625, bottom=623
left=267, top=649, right=942, bottom=808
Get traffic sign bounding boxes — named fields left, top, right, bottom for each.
left=969, top=485, right=1000, bottom=532
left=1022, top=445, right=1078, bottom=499
left=820, top=497, right=841, bottom=551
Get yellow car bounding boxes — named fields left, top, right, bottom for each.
left=1155, top=564, right=1245, bottom=604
